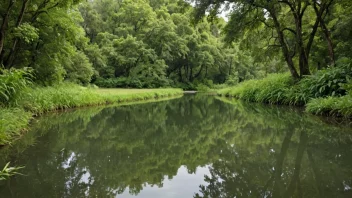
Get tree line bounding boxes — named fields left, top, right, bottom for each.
left=1, top=0, right=351, bottom=88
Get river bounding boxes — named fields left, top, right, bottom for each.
left=0, top=94, right=351, bottom=197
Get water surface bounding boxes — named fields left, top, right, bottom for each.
left=0, top=95, right=352, bottom=197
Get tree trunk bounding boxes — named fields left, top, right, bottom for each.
left=0, top=0, right=15, bottom=63
left=295, top=11, right=311, bottom=76
left=178, top=66, right=182, bottom=82
left=194, top=64, right=204, bottom=80
left=4, top=0, right=30, bottom=68
left=283, top=131, right=308, bottom=197
left=272, top=129, right=294, bottom=198
left=320, top=14, right=335, bottom=66
left=270, top=11, right=300, bottom=79
left=311, top=0, right=335, bottom=66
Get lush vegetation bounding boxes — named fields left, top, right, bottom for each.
left=0, top=85, right=182, bottom=145
left=0, top=0, right=351, bottom=188
left=0, top=0, right=268, bottom=90
left=193, top=0, right=352, bottom=116
left=1, top=0, right=352, bottom=115
left=218, top=59, right=352, bottom=117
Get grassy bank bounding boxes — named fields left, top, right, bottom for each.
left=0, top=84, right=183, bottom=145
left=19, top=85, right=183, bottom=114
left=218, top=63, right=352, bottom=118
left=306, top=95, right=352, bottom=117
left=0, top=109, right=32, bottom=145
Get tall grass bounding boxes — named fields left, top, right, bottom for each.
left=218, top=60, right=352, bottom=117
left=19, top=84, right=183, bottom=114
left=218, top=73, right=294, bottom=104
left=0, top=108, right=31, bottom=145
left=306, top=95, right=352, bottom=117
left=0, top=67, right=32, bottom=107
left=0, top=70, right=183, bottom=145
left=0, top=83, right=183, bottom=145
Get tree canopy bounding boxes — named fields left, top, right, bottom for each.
left=1, top=0, right=352, bottom=87
left=192, top=0, right=352, bottom=79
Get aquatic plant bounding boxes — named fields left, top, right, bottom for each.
left=0, top=162, right=24, bottom=181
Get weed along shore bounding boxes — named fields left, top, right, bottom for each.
left=0, top=85, right=183, bottom=146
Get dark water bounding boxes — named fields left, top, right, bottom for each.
left=0, top=95, right=352, bottom=198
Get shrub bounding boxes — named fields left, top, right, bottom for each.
left=94, top=77, right=129, bottom=88
left=195, top=84, right=211, bottom=92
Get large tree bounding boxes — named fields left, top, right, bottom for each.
left=192, top=0, right=335, bottom=79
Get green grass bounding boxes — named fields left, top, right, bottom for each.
left=19, top=84, right=183, bottom=114
left=218, top=73, right=294, bottom=104
left=0, top=83, right=183, bottom=145
left=0, top=108, right=31, bottom=145
left=218, top=71, right=352, bottom=118
left=306, top=95, right=352, bottom=117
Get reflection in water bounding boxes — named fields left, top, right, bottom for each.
left=0, top=95, right=351, bottom=197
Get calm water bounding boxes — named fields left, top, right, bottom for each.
left=0, top=95, right=352, bottom=198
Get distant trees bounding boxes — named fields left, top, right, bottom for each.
left=1, top=0, right=351, bottom=87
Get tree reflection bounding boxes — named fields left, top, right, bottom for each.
left=0, top=96, right=351, bottom=198
left=195, top=98, right=352, bottom=198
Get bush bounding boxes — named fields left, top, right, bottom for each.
left=195, top=84, right=211, bottom=92
left=285, top=58, right=352, bottom=105
left=94, top=77, right=168, bottom=89
left=94, top=77, right=130, bottom=88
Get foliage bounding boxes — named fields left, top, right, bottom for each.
left=298, top=58, right=352, bottom=97
left=13, top=23, right=39, bottom=44
left=0, top=67, right=32, bottom=107
left=64, top=51, right=95, bottom=85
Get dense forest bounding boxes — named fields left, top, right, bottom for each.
left=1, top=0, right=352, bottom=88
left=1, top=0, right=241, bottom=89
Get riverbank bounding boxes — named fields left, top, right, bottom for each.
left=0, top=84, right=183, bottom=145
left=217, top=66, right=352, bottom=118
